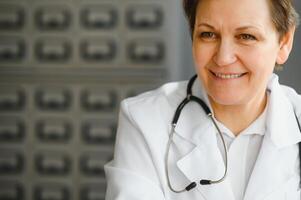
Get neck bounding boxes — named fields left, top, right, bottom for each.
left=209, top=92, right=267, bottom=136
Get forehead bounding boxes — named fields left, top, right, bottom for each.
left=195, top=0, right=273, bottom=28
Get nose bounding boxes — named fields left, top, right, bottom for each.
left=213, top=39, right=237, bottom=66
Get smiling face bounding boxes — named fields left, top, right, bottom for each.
left=192, top=0, right=294, bottom=108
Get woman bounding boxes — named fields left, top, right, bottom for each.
left=105, top=0, right=301, bottom=199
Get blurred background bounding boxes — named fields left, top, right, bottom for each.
left=0, top=0, right=300, bottom=200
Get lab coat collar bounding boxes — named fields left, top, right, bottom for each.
left=265, top=74, right=301, bottom=148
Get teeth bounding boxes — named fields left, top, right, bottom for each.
left=214, top=73, right=244, bottom=79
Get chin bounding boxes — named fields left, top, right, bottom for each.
left=208, top=92, right=245, bottom=107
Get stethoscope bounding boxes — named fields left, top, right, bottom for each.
left=165, top=74, right=301, bottom=193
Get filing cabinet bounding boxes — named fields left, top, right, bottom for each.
left=0, top=87, right=25, bottom=111
left=0, top=181, right=24, bottom=200
left=81, top=89, right=117, bottom=112
left=80, top=182, right=106, bottom=200
left=0, top=5, right=25, bottom=31
left=35, top=6, right=71, bottom=31
left=0, top=38, right=25, bottom=62
left=126, top=5, right=163, bottom=29
left=0, top=118, right=25, bottom=142
left=128, top=39, right=165, bottom=63
left=35, top=39, right=72, bottom=62
left=35, top=88, right=72, bottom=111
left=36, top=119, right=72, bottom=143
left=80, top=5, right=117, bottom=30
left=80, top=153, right=110, bottom=176
left=0, top=0, right=182, bottom=199
left=34, top=183, right=70, bottom=200
left=0, top=151, right=24, bottom=174
left=81, top=120, right=115, bottom=145
left=80, top=39, right=117, bottom=62
left=35, top=152, right=71, bottom=175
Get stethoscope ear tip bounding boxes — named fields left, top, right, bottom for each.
left=200, top=179, right=211, bottom=185
left=184, top=179, right=212, bottom=192
left=185, top=182, right=197, bottom=191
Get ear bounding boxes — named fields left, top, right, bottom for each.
left=276, top=26, right=296, bottom=65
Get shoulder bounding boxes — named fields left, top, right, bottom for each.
left=281, top=84, right=301, bottom=102
left=122, top=80, right=187, bottom=112
left=119, top=80, right=188, bottom=129
left=268, top=74, right=301, bottom=116
left=281, top=84, right=301, bottom=116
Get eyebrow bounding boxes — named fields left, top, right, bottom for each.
left=197, top=23, right=262, bottom=31
left=236, top=26, right=261, bottom=31
left=197, top=23, right=215, bottom=29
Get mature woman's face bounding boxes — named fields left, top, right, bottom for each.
left=192, top=0, right=292, bottom=107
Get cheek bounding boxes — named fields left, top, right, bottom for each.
left=192, top=43, right=202, bottom=65
left=192, top=43, right=215, bottom=68
left=238, top=46, right=277, bottom=75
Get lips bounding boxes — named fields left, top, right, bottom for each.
left=210, top=70, right=248, bottom=79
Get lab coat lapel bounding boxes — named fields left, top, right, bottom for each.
left=172, top=77, right=215, bottom=146
left=176, top=133, right=235, bottom=200
left=244, top=75, right=301, bottom=200
left=172, top=78, right=235, bottom=200
left=243, top=132, right=299, bottom=200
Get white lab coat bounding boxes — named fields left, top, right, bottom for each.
left=105, top=74, right=301, bottom=200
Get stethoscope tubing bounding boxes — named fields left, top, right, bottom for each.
left=166, top=74, right=301, bottom=193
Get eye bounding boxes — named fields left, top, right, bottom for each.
left=238, top=34, right=257, bottom=41
left=199, top=32, right=217, bottom=40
